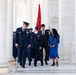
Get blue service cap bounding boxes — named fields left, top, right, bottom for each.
left=35, top=26, right=38, bottom=30
left=23, top=21, right=29, bottom=26
left=29, top=28, right=33, bottom=30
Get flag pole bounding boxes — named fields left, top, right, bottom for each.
left=36, top=2, right=41, bottom=31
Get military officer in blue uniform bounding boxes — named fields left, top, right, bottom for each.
left=15, top=21, right=31, bottom=68
left=33, top=26, right=42, bottom=67
left=27, top=28, right=34, bottom=66
left=13, top=32, right=18, bottom=61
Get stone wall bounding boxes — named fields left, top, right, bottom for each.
left=62, top=0, right=75, bottom=60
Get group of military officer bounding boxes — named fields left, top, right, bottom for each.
left=14, top=21, right=50, bottom=68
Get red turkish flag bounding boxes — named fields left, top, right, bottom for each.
left=36, top=4, right=41, bottom=31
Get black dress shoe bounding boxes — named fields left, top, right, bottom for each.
left=22, top=65, right=25, bottom=68
left=20, top=63, right=22, bottom=67
left=51, top=62, right=55, bottom=66
left=28, top=62, right=31, bottom=66
left=45, top=61, right=48, bottom=65
left=34, top=64, right=37, bottom=67
left=41, top=63, right=43, bottom=66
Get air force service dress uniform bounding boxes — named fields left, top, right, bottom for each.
left=15, top=21, right=30, bottom=68
left=33, top=27, right=42, bottom=67
left=27, top=28, right=34, bottom=66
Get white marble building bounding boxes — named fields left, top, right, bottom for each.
left=13, top=0, right=76, bottom=61
left=0, top=0, right=76, bottom=75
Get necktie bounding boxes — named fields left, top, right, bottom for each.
left=42, top=30, right=45, bottom=35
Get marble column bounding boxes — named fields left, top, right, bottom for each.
left=75, top=0, right=76, bottom=61
left=13, top=0, right=16, bottom=31
left=58, top=0, right=64, bottom=60
left=0, top=0, right=10, bottom=73
left=71, top=0, right=76, bottom=63
left=7, top=0, right=15, bottom=64
left=49, top=0, right=59, bottom=30
left=41, top=0, right=49, bottom=29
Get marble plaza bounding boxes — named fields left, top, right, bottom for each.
left=13, top=61, right=76, bottom=75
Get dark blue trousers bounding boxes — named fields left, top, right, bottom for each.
left=18, top=47, right=27, bottom=66
left=33, top=48, right=39, bottom=65
left=27, top=48, right=32, bottom=62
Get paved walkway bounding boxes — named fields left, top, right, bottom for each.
left=13, top=61, right=76, bottom=75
